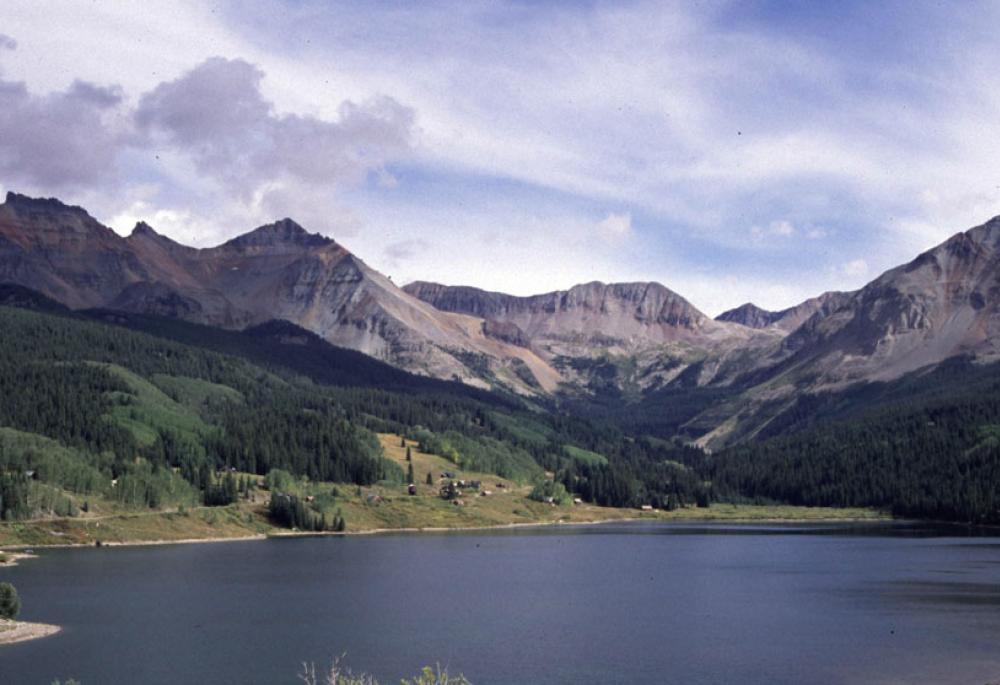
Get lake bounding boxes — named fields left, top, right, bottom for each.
left=1, top=522, right=999, bottom=684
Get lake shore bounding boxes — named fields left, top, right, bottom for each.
left=0, top=506, right=892, bottom=553
left=0, top=619, right=60, bottom=646
left=0, top=551, right=38, bottom=567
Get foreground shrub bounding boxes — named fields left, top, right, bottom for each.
left=299, top=656, right=470, bottom=685
left=0, top=582, right=20, bottom=619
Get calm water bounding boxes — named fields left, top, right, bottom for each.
left=1, top=522, right=999, bottom=684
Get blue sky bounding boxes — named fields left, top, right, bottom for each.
left=2, top=0, right=999, bottom=314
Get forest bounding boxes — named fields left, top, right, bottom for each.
left=2, top=285, right=999, bottom=526
left=0, top=298, right=705, bottom=524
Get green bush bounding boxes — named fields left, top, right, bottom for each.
left=0, top=582, right=21, bottom=620
left=529, top=479, right=571, bottom=506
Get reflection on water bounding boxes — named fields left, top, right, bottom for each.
left=1, top=522, right=999, bottom=685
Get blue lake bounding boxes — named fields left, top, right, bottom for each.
left=2, top=522, right=999, bottom=684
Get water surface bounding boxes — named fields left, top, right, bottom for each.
left=2, top=522, right=999, bottom=684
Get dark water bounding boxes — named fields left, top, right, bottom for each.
left=2, top=522, right=1000, bottom=684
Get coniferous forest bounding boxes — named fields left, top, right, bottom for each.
left=1, top=287, right=999, bottom=526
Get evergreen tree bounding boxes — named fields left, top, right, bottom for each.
left=426, top=472, right=433, bottom=485
left=407, top=463, right=415, bottom=484
left=0, top=582, right=20, bottom=620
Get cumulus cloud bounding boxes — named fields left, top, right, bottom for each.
left=134, top=57, right=415, bottom=195
left=840, top=258, right=869, bottom=278
left=596, top=211, right=632, bottom=242
left=0, top=75, right=129, bottom=189
left=384, top=238, right=430, bottom=262
left=750, top=220, right=796, bottom=241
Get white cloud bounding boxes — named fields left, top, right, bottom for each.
left=596, top=211, right=632, bottom=242
left=750, top=220, right=796, bottom=241
left=841, top=258, right=869, bottom=278
left=134, top=57, right=415, bottom=197
left=3, top=1, right=1000, bottom=315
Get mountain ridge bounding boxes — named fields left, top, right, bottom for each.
left=4, top=190, right=1000, bottom=449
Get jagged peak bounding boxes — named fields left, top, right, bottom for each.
left=130, top=221, right=159, bottom=237
left=716, top=302, right=781, bottom=329
left=2, top=191, right=91, bottom=217
left=221, top=217, right=334, bottom=250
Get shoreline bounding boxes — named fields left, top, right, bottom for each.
left=0, top=512, right=899, bottom=553
left=0, top=620, right=61, bottom=646
left=0, top=551, right=38, bottom=567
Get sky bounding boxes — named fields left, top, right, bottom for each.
left=1, top=0, right=999, bottom=316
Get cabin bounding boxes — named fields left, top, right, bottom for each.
left=481, top=490, right=493, bottom=497
left=408, top=484, right=417, bottom=496
left=573, top=497, right=583, bottom=505
left=440, top=481, right=462, bottom=500
left=640, top=504, right=654, bottom=511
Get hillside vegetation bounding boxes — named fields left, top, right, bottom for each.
left=2, top=290, right=998, bottom=532
left=0, top=303, right=710, bottom=537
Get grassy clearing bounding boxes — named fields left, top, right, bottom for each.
left=563, top=444, right=608, bottom=466
left=0, top=505, right=270, bottom=547
left=96, top=363, right=212, bottom=447
left=0, top=433, right=886, bottom=548
left=151, top=374, right=244, bottom=415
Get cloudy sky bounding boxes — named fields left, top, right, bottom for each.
left=2, top=1, right=999, bottom=315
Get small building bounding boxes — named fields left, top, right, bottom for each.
left=573, top=497, right=583, bottom=505
left=481, top=490, right=493, bottom=497
left=640, top=504, right=654, bottom=511
left=408, top=484, right=417, bottom=496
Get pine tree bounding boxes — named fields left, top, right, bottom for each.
left=406, top=446, right=412, bottom=461
left=426, top=472, right=433, bottom=485
left=407, top=463, right=415, bottom=484
left=0, top=582, right=20, bottom=620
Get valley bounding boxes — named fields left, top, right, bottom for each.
left=0, top=191, right=998, bottom=542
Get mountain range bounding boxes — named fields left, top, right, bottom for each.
left=3, top=190, right=1000, bottom=448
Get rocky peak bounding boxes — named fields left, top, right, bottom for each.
left=3, top=191, right=89, bottom=215
left=0, top=191, right=120, bottom=245
left=131, top=221, right=159, bottom=237
left=716, top=302, right=782, bottom=329
left=222, top=218, right=333, bottom=251
left=1, top=191, right=99, bottom=227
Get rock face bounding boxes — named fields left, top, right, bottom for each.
left=0, top=193, right=152, bottom=308
left=767, top=216, right=1000, bottom=386
left=716, top=292, right=851, bottom=333
left=0, top=192, right=559, bottom=394
left=405, top=280, right=779, bottom=393
left=405, top=280, right=727, bottom=344
left=691, top=215, right=1000, bottom=448
left=4, top=190, right=1000, bottom=433
left=716, top=302, right=784, bottom=329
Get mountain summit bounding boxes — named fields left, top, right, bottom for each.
left=0, top=192, right=558, bottom=394
left=3, top=191, right=1000, bottom=424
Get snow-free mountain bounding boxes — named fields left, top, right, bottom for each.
left=3, top=190, right=1000, bottom=448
